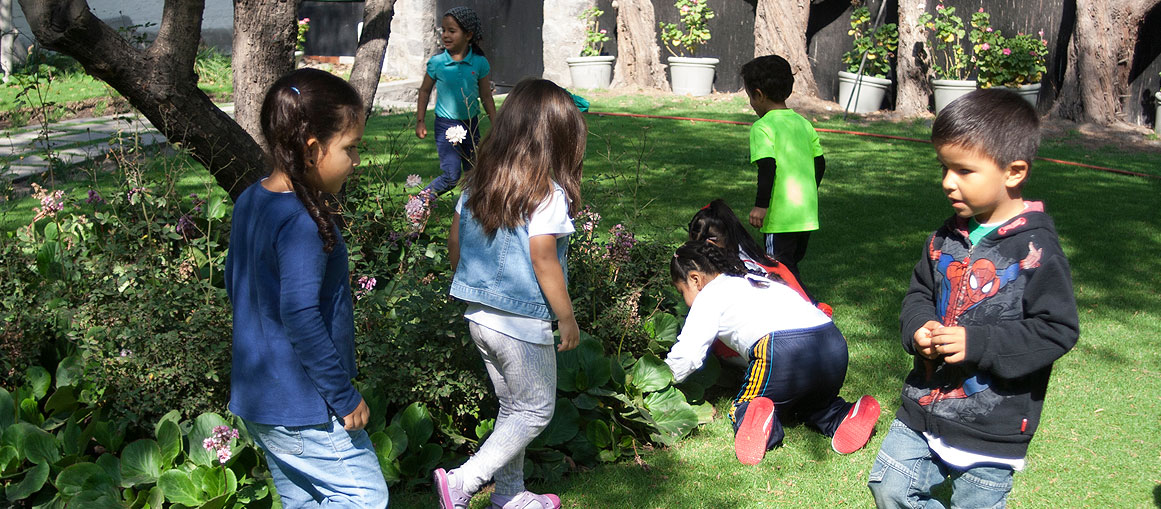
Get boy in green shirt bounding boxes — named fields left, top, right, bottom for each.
left=741, top=55, right=826, bottom=295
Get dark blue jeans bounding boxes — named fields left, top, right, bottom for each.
left=729, top=322, right=852, bottom=449
left=426, top=116, right=481, bottom=196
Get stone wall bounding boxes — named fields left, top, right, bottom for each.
left=383, top=0, right=437, bottom=79
left=541, top=0, right=593, bottom=88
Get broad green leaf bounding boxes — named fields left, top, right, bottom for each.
left=191, top=465, right=236, bottom=498
left=158, top=469, right=204, bottom=506
left=199, top=493, right=230, bottom=509
left=54, top=355, right=84, bottom=389
left=206, top=198, right=227, bottom=220
left=95, top=453, right=121, bottom=488
left=144, top=486, right=165, bottom=508
left=414, top=443, right=442, bottom=473
left=156, top=420, right=181, bottom=468
left=0, top=388, right=15, bottom=429
left=564, top=434, right=598, bottom=465
left=187, top=413, right=230, bottom=467
left=391, top=403, right=432, bottom=446
left=380, top=459, right=401, bottom=484
left=54, top=461, right=114, bottom=500
left=648, top=313, right=680, bottom=346
left=60, top=416, right=85, bottom=457
left=12, top=422, right=60, bottom=465
left=474, top=418, right=494, bottom=442
left=571, top=393, right=598, bottom=411
left=153, top=410, right=181, bottom=439
left=692, top=401, right=715, bottom=425
left=682, top=354, right=721, bottom=396
left=18, top=397, right=41, bottom=426
left=43, top=386, right=77, bottom=417
left=383, top=423, right=408, bottom=461
left=5, top=461, right=49, bottom=501
left=541, top=399, right=579, bottom=446
left=90, top=420, right=124, bottom=453
left=585, top=420, right=612, bottom=449
left=370, top=431, right=394, bottom=470
left=120, top=439, right=163, bottom=487
left=0, top=446, right=18, bottom=473
left=627, top=354, right=673, bottom=393
left=643, top=387, right=699, bottom=445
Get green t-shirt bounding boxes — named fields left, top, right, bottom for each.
left=968, top=218, right=1002, bottom=246
left=749, top=109, right=824, bottom=233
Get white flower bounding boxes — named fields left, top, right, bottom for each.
left=405, top=174, right=422, bottom=188
left=445, top=125, right=468, bottom=145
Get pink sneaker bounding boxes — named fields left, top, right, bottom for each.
left=433, top=468, right=472, bottom=509
left=490, top=491, right=561, bottom=509
left=734, top=397, right=775, bottom=465
left=832, top=395, right=881, bottom=454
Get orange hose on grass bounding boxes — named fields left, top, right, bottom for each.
left=586, top=111, right=1160, bottom=180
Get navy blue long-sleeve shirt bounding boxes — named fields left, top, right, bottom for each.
left=225, top=182, right=361, bottom=426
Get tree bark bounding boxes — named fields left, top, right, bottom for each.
left=20, top=0, right=265, bottom=199
left=1053, top=0, right=1161, bottom=124
left=233, top=0, right=297, bottom=148
left=611, top=0, right=667, bottom=90
left=895, top=0, right=928, bottom=116
left=753, top=0, right=817, bottom=98
left=349, top=0, right=397, bottom=119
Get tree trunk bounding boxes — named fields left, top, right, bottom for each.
left=895, top=0, right=928, bottom=116
left=349, top=0, right=397, bottom=119
left=753, top=0, right=817, bottom=98
left=233, top=0, right=297, bottom=148
left=20, top=0, right=265, bottom=199
left=611, top=0, right=667, bottom=90
left=1, top=0, right=15, bottom=82
left=1054, top=0, right=1161, bottom=124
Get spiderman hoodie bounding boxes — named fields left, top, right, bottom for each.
left=897, top=201, right=1079, bottom=460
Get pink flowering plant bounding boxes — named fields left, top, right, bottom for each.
left=296, top=18, right=311, bottom=52
left=659, top=0, right=715, bottom=57
left=971, top=9, right=1047, bottom=88
left=842, top=5, right=898, bottom=79
left=579, top=7, right=610, bottom=57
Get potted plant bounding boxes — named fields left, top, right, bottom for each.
left=295, top=17, right=310, bottom=67
left=1155, top=70, right=1161, bottom=135
left=659, top=0, right=717, bottom=96
left=837, top=5, right=898, bottom=113
left=567, top=7, right=615, bottom=89
left=917, top=4, right=976, bottom=113
left=974, top=11, right=1048, bottom=107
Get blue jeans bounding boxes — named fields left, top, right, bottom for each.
left=426, top=116, right=480, bottom=196
left=868, top=419, right=1013, bottom=509
left=244, top=416, right=389, bottom=509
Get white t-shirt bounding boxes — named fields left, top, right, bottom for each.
left=457, top=184, right=574, bottom=344
left=923, top=432, right=1026, bottom=471
left=664, top=274, right=831, bottom=382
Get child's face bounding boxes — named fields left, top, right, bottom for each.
left=936, top=143, right=1027, bottom=224
left=441, top=16, right=472, bottom=54
left=308, top=119, right=364, bottom=194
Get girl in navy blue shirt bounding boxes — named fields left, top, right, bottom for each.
left=225, top=69, right=387, bottom=508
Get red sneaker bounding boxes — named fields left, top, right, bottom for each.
left=734, top=397, right=775, bottom=465
left=831, top=395, right=881, bottom=454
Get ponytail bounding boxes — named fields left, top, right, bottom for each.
left=688, top=198, right=778, bottom=267
left=670, top=241, right=747, bottom=283
left=260, top=69, right=363, bottom=253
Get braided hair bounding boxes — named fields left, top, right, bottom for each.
left=444, top=7, right=485, bottom=56
left=259, top=68, right=363, bottom=253
left=688, top=198, right=781, bottom=269
left=670, top=240, right=747, bottom=284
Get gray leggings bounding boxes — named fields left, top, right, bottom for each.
left=456, top=322, right=557, bottom=496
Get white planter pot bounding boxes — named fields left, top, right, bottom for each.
left=668, top=56, right=719, bottom=96
left=837, top=71, right=892, bottom=114
left=932, top=79, right=977, bottom=114
left=992, top=83, right=1040, bottom=107
left=566, top=56, right=615, bottom=89
left=294, top=50, right=305, bottom=67
left=1155, top=91, right=1160, bottom=134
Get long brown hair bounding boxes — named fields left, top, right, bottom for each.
left=260, top=68, right=363, bottom=252
left=463, top=78, right=585, bottom=234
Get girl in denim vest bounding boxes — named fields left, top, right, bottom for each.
left=225, top=69, right=388, bottom=507
left=435, top=78, right=584, bottom=509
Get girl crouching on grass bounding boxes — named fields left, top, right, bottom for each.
left=433, top=78, right=584, bottom=509
left=664, top=241, right=880, bottom=465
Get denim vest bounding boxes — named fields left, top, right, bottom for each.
left=450, top=192, right=569, bottom=320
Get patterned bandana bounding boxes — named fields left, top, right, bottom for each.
left=444, top=6, right=483, bottom=46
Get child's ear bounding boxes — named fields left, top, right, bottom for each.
left=304, top=137, right=321, bottom=167
left=1005, top=160, right=1030, bottom=189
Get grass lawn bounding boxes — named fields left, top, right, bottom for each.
left=4, top=91, right=1160, bottom=507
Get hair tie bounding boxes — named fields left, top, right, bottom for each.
left=289, top=86, right=300, bottom=95
left=700, top=202, right=712, bottom=210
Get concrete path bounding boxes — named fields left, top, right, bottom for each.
left=0, top=79, right=420, bottom=182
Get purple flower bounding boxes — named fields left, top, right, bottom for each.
left=404, top=194, right=429, bottom=225
left=86, top=189, right=105, bottom=205
left=202, top=425, right=240, bottom=464
left=176, top=214, right=197, bottom=239
left=604, top=223, right=637, bottom=264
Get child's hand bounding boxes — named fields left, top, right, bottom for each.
left=931, top=326, right=967, bottom=364
left=342, top=398, right=370, bottom=431
left=749, top=207, right=767, bottom=228
left=558, top=316, right=579, bottom=352
left=415, top=123, right=427, bottom=139
left=913, top=320, right=941, bottom=359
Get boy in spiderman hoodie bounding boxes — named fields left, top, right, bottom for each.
left=867, top=89, right=1079, bottom=508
